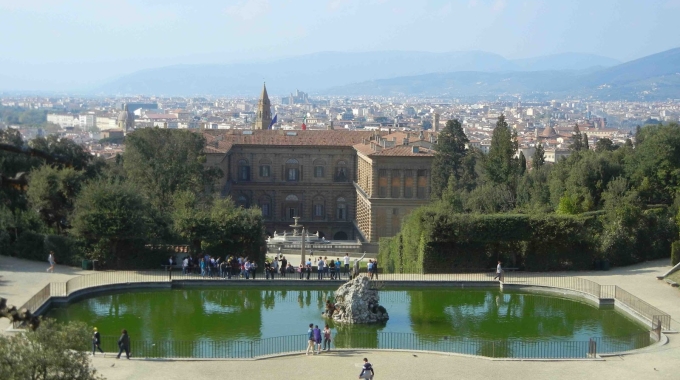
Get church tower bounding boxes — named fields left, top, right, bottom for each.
left=255, top=83, right=272, bottom=130
left=117, top=104, right=134, bottom=133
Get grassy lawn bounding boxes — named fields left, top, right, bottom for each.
left=667, top=270, right=680, bottom=287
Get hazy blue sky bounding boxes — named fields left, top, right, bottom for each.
left=0, top=0, right=678, bottom=90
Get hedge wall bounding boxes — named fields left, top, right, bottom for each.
left=379, top=205, right=674, bottom=273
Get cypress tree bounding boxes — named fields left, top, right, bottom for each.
left=582, top=133, right=589, bottom=150
left=533, top=143, right=545, bottom=168
left=570, top=124, right=583, bottom=152
left=519, top=151, right=527, bottom=175
left=486, top=114, right=516, bottom=185
left=431, top=119, right=469, bottom=198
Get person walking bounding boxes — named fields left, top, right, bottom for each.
left=317, top=258, right=325, bottom=280
left=306, top=323, right=315, bottom=355
left=359, top=358, right=374, bottom=379
left=116, top=329, right=130, bottom=359
left=280, top=256, right=288, bottom=277
left=313, top=324, right=322, bottom=354
left=344, top=253, right=350, bottom=278
left=493, top=260, right=503, bottom=281
left=47, top=251, right=56, bottom=273
left=182, top=256, right=189, bottom=275
left=92, top=327, right=104, bottom=356
left=322, top=324, right=332, bottom=351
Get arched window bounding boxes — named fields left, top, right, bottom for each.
left=236, top=195, right=249, bottom=208
left=285, top=158, right=300, bottom=181
left=238, top=159, right=250, bottom=181
left=333, top=231, right=348, bottom=240
left=259, top=195, right=272, bottom=218
left=284, top=194, right=301, bottom=219
left=259, top=158, right=272, bottom=178
left=313, top=159, right=326, bottom=178
left=313, top=195, right=325, bottom=219
left=336, top=197, right=347, bottom=220
left=334, top=160, right=348, bottom=182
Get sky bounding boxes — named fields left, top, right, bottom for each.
left=0, top=0, right=678, bottom=91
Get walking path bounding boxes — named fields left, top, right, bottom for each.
left=1, top=255, right=679, bottom=380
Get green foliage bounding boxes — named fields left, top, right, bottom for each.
left=71, top=180, right=150, bottom=268
left=595, top=137, right=617, bottom=152
left=628, top=122, right=680, bottom=204
left=569, top=124, right=583, bottom=152
left=123, top=128, right=222, bottom=212
left=582, top=133, right=589, bottom=151
left=431, top=119, right=470, bottom=198
left=518, top=151, right=526, bottom=175
left=27, top=165, right=85, bottom=233
left=0, top=105, right=47, bottom=126
left=532, top=143, right=545, bottom=168
left=29, top=135, right=92, bottom=171
left=0, top=318, right=103, bottom=380
left=672, top=241, right=680, bottom=266
left=485, top=114, right=517, bottom=185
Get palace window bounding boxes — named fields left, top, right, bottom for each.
left=378, top=169, right=388, bottom=198
left=314, top=159, right=326, bottom=178
left=391, top=170, right=401, bottom=198
left=404, top=170, right=414, bottom=198
left=238, top=159, right=250, bottom=181
left=334, top=160, right=348, bottom=182
left=285, top=158, right=300, bottom=182
left=417, top=169, right=428, bottom=199
left=336, top=197, right=347, bottom=220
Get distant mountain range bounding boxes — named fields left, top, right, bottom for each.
left=94, top=50, right=626, bottom=97
left=326, top=48, right=680, bottom=100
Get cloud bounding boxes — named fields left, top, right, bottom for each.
left=225, top=0, right=271, bottom=21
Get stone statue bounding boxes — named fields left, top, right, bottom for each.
left=328, top=275, right=388, bottom=324
left=352, top=252, right=367, bottom=279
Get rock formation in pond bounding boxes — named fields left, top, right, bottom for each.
left=327, top=274, right=389, bottom=324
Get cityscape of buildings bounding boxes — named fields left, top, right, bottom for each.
left=1, top=86, right=679, bottom=248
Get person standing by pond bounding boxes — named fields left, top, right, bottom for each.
left=313, top=324, right=322, bottom=354
left=47, top=251, right=55, bottom=273
left=344, top=253, right=351, bottom=278
left=306, top=323, right=315, bottom=355
left=359, top=358, right=374, bottom=379
left=92, top=327, right=104, bottom=356
left=493, top=261, right=502, bottom=281
left=322, top=324, right=332, bottom=351
left=116, top=329, right=130, bottom=359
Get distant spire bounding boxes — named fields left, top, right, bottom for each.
left=261, top=82, right=268, bottom=101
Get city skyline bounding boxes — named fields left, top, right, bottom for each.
left=0, top=0, right=678, bottom=92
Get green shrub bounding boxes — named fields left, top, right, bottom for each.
left=672, top=241, right=680, bottom=266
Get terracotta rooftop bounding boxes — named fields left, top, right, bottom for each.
left=202, top=129, right=378, bottom=154
left=354, top=141, right=435, bottom=157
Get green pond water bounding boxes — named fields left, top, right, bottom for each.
left=46, top=286, right=649, bottom=358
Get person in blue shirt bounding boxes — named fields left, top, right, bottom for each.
left=359, top=358, right=374, bottom=379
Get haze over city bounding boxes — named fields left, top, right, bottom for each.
left=1, top=0, right=679, bottom=93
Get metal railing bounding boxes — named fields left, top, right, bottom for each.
left=13, top=266, right=673, bottom=356
left=98, top=331, right=655, bottom=359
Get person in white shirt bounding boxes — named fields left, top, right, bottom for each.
left=317, top=258, right=325, bottom=280
left=493, top=261, right=503, bottom=281
left=182, top=257, right=189, bottom=275
left=343, top=253, right=350, bottom=278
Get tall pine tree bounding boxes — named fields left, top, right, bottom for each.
left=485, top=114, right=516, bottom=185
left=570, top=124, right=583, bottom=151
left=519, top=151, right=527, bottom=175
left=582, top=133, right=589, bottom=150
left=431, top=119, right=469, bottom=198
left=533, top=143, right=545, bottom=168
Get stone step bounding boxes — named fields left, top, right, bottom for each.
left=664, top=279, right=679, bottom=287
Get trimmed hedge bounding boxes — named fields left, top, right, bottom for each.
left=379, top=205, right=674, bottom=273
left=4, top=231, right=84, bottom=267
left=672, top=241, right=680, bottom=266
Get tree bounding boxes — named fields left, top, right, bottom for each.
left=518, top=151, right=527, bottom=175
left=0, top=319, right=103, bottom=380
left=431, top=119, right=469, bottom=198
left=71, top=180, right=149, bottom=267
left=485, top=114, right=516, bottom=185
left=634, top=125, right=643, bottom=146
left=569, top=124, right=583, bottom=152
left=29, top=135, right=92, bottom=171
left=582, top=133, right=589, bottom=150
left=532, top=143, right=545, bottom=169
left=26, top=166, right=84, bottom=234
left=595, top=138, right=617, bottom=152
left=123, top=128, right=222, bottom=212
left=629, top=123, right=680, bottom=204
left=172, top=190, right=212, bottom=253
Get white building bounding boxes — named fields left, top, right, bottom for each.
left=47, top=113, right=76, bottom=127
